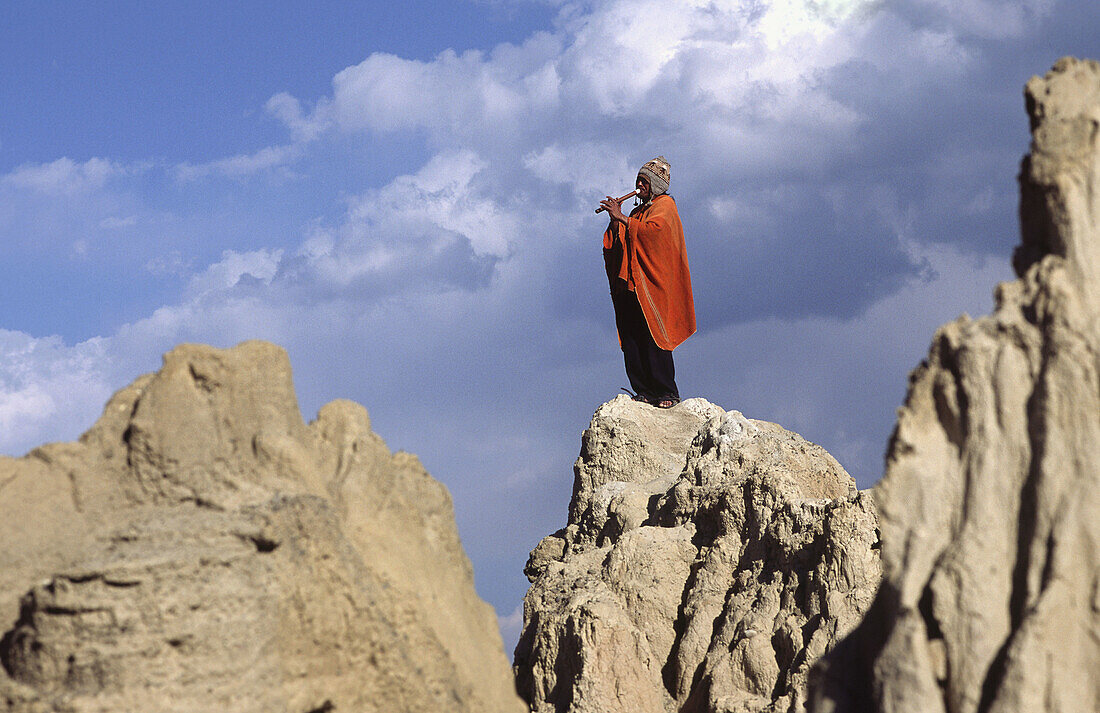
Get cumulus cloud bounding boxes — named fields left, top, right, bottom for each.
left=273, top=150, right=508, bottom=300
left=324, top=33, right=561, bottom=141
left=316, top=0, right=877, bottom=150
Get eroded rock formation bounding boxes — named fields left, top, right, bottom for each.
left=0, top=341, right=526, bottom=713
left=809, top=57, right=1100, bottom=713
left=514, top=396, right=881, bottom=713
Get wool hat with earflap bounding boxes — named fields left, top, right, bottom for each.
left=638, top=156, right=671, bottom=196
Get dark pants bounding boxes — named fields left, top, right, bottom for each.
left=611, top=287, right=679, bottom=402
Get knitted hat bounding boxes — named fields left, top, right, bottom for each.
left=638, top=156, right=671, bottom=196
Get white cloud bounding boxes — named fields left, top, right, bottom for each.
left=265, top=92, right=329, bottom=142
left=144, top=250, right=192, bottom=277
left=186, top=249, right=284, bottom=296
left=350, top=150, right=516, bottom=257
left=294, top=0, right=867, bottom=158
left=756, top=0, right=876, bottom=46
left=0, top=157, right=153, bottom=259
left=523, top=141, right=634, bottom=200
left=175, top=144, right=304, bottom=181
left=498, top=603, right=525, bottom=650
left=99, top=215, right=138, bottom=229
left=326, top=40, right=561, bottom=140
left=1, top=157, right=122, bottom=196
left=0, top=331, right=114, bottom=456
left=315, top=0, right=877, bottom=147
left=282, top=150, right=512, bottom=293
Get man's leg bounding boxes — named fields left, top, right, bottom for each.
left=612, top=289, right=656, bottom=399
left=643, top=343, right=679, bottom=402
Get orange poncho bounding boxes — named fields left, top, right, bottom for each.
left=603, top=194, right=696, bottom=351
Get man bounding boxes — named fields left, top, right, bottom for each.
left=599, top=156, right=696, bottom=408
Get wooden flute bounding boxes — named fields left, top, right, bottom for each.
left=595, top=188, right=641, bottom=213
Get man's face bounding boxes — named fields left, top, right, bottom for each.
left=636, top=176, right=652, bottom=203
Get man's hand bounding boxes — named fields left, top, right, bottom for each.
left=599, top=195, right=628, bottom=225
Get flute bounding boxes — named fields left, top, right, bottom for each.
left=595, top=189, right=640, bottom=213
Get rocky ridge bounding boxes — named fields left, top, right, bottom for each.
left=809, top=57, right=1100, bottom=713
left=0, top=341, right=526, bottom=713
left=515, top=396, right=881, bottom=713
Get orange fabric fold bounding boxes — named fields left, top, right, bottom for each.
left=602, top=194, right=696, bottom=351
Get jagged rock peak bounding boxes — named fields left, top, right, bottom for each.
left=515, top=396, right=881, bottom=713
left=0, top=341, right=526, bottom=713
left=1016, top=56, right=1100, bottom=307
left=810, top=57, right=1100, bottom=713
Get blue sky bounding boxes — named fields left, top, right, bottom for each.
left=2, top=0, right=1098, bottom=646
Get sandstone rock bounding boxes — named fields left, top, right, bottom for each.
left=809, top=57, right=1100, bottom=713
left=0, top=341, right=526, bottom=713
left=515, top=396, right=880, bottom=713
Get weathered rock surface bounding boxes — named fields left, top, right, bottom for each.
left=809, top=57, right=1100, bottom=713
left=514, top=396, right=881, bottom=713
left=0, top=341, right=526, bottom=713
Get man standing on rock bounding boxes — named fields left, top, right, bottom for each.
left=599, top=156, right=696, bottom=408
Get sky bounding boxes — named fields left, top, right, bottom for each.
left=2, top=0, right=1098, bottom=648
